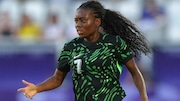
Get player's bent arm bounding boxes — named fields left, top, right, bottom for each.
left=125, top=58, right=148, bottom=101
left=36, top=69, right=68, bottom=93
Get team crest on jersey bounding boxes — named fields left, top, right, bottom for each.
left=73, top=53, right=83, bottom=59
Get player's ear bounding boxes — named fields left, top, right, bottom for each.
left=95, top=18, right=101, bottom=27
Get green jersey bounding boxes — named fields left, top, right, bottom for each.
left=57, top=33, right=133, bottom=101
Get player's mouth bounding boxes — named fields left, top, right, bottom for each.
left=77, top=30, right=83, bottom=35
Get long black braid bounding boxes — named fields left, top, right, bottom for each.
left=78, top=1, right=151, bottom=58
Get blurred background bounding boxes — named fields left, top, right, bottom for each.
left=0, top=0, right=180, bottom=101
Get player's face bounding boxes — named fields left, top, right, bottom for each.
left=74, top=9, right=100, bottom=39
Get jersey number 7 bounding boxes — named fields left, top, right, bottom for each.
left=74, top=59, right=82, bottom=74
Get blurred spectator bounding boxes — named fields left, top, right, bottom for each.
left=137, top=0, right=166, bottom=44
left=16, top=13, right=42, bottom=42
left=136, top=0, right=166, bottom=99
left=42, top=14, right=66, bottom=53
left=43, top=14, right=65, bottom=42
left=137, top=0, right=166, bottom=73
left=65, top=25, right=78, bottom=41
left=0, top=11, right=16, bottom=40
left=141, top=0, right=165, bottom=21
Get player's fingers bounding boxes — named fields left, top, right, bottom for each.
left=22, top=80, right=31, bottom=86
left=23, top=93, right=31, bottom=99
left=23, top=92, right=34, bottom=99
left=17, top=88, right=25, bottom=92
left=29, top=96, right=33, bottom=99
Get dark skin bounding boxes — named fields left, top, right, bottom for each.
left=17, top=8, right=148, bottom=101
left=74, top=9, right=101, bottom=42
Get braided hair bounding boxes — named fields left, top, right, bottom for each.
left=78, top=1, right=151, bottom=58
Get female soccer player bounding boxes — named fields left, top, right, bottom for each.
left=17, top=1, right=150, bottom=101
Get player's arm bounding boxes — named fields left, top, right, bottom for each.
left=125, top=58, right=148, bottom=101
left=36, top=69, right=67, bottom=92
left=17, top=69, right=67, bottom=99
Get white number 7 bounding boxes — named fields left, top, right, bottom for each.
left=74, top=59, right=82, bottom=74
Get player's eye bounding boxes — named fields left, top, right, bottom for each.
left=81, top=19, right=86, bottom=23
left=74, top=19, right=78, bottom=23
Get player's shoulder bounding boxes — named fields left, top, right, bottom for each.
left=63, top=37, right=83, bottom=49
left=102, top=33, right=120, bottom=43
left=67, top=37, right=82, bottom=44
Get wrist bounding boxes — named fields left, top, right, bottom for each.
left=35, top=85, right=40, bottom=93
left=141, top=96, right=148, bottom=101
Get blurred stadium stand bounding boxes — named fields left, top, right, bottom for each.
left=0, top=0, right=180, bottom=101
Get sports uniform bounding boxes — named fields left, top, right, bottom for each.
left=57, top=33, right=133, bottom=101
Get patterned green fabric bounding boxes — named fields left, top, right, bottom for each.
left=57, top=33, right=133, bottom=101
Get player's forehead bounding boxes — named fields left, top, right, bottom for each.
left=75, top=8, right=95, bottom=19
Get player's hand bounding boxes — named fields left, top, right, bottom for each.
left=17, top=80, right=37, bottom=99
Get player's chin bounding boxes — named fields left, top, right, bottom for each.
left=78, top=33, right=86, bottom=38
